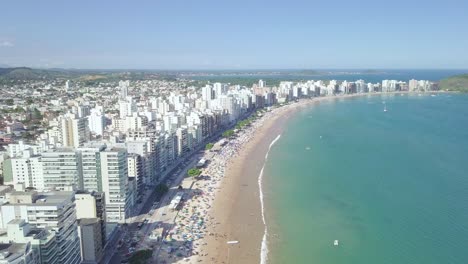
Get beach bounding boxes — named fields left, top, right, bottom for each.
left=189, top=99, right=318, bottom=264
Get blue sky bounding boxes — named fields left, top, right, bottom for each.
left=1, top=0, right=468, bottom=69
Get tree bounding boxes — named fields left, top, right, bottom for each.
left=155, top=183, right=169, bottom=194
left=5, top=99, right=13, bottom=106
left=222, top=130, right=235, bottom=138
left=129, top=249, right=152, bottom=264
left=187, top=168, right=201, bottom=178
left=205, top=143, right=214, bottom=150
left=32, top=108, right=43, bottom=120
left=154, top=183, right=169, bottom=200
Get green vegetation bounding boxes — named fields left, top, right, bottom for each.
left=129, top=249, right=152, bottom=264
left=0, top=67, right=178, bottom=84
left=235, top=116, right=257, bottom=130
left=205, top=142, right=214, bottom=150
left=187, top=168, right=202, bottom=178
left=222, top=129, right=235, bottom=138
left=5, top=99, right=13, bottom=106
left=154, top=183, right=169, bottom=200
left=32, top=108, right=43, bottom=120
left=439, top=74, right=468, bottom=92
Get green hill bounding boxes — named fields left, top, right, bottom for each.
left=0, top=67, right=73, bottom=81
left=439, top=74, right=468, bottom=92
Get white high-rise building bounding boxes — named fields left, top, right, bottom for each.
left=0, top=190, right=81, bottom=264
left=356, top=79, right=367, bottom=93
left=60, top=114, right=90, bottom=148
left=119, top=80, right=129, bottom=99
left=118, top=99, right=137, bottom=118
left=42, top=149, right=82, bottom=191
left=100, top=148, right=132, bottom=223
left=88, top=108, right=105, bottom=136
left=259, top=79, right=265, bottom=88
left=8, top=150, right=44, bottom=190
left=124, top=114, right=148, bottom=132
left=202, top=85, right=213, bottom=101
left=0, top=219, right=57, bottom=264
left=78, top=144, right=106, bottom=192
left=7, top=141, right=42, bottom=157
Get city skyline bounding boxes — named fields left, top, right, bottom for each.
left=1, top=0, right=468, bottom=69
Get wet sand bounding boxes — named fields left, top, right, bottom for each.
left=198, top=100, right=316, bottom=264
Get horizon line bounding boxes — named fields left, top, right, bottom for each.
left=2, top=66, right=468, bottom=72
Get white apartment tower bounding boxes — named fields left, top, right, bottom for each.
left=41, top=149, right=82, bottom=191
left=88, top=108, right=105, bottom=136
left=259, top=79, right=265, bottom=88
left=60, top=114, right=90, bottom=148
left=0, top=190, right=81, bottom=264
left=100, top=148, right=131, bottom=223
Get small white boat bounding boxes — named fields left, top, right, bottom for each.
left=384, top=104, right=387, bottom=112
left=227, top=241, right=239, bottom=244
left=334, top=240, right=339, bottom=246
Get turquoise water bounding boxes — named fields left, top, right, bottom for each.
left=265, top=93, right=468, bottom=264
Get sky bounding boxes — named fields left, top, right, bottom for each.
left=1, top=0, right=468, bottom=69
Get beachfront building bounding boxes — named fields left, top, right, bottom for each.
left=100, top=147, right=132, bottom=223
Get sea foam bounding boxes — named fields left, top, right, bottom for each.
left=259, top=134, right=281, bottom=264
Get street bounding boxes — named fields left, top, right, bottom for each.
left=104, top=152, right=202, bottom=264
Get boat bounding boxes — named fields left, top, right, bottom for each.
left=384, top=103, right=387, bottom=112
left=334, top=240, right=339, bottom=246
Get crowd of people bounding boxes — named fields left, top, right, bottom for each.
left=156, top=107, right=281, bottom=263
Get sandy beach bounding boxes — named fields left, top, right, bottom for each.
left=194, top=99, right=318, bottom=264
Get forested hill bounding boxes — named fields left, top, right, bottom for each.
left=439, top=74, right=468, bottom=92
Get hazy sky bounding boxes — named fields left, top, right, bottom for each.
left=1, top=0, right=468, bottom=69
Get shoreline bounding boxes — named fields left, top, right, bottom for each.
left=173, top=91, right=449, bottom=264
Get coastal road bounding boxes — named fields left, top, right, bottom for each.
left=105, top=152, right=202, bottom=264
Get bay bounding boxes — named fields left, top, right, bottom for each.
left=265, top=93, right=468, bottom=264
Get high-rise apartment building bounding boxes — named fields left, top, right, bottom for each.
left=0, top=190, right=81, bottom=264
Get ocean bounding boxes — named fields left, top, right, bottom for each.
left=190, top=69, right=468, bottom=84
left=263, top=93, right=468, bottom=264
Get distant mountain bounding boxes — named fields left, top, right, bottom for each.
left=0, top=67, right=74, bottom=80
left=439, top=74, right=468, bottom=92
left=0, top=67, right=177, bottom=83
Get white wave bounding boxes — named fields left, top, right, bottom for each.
left=259, top=134, right=281, bottom=264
